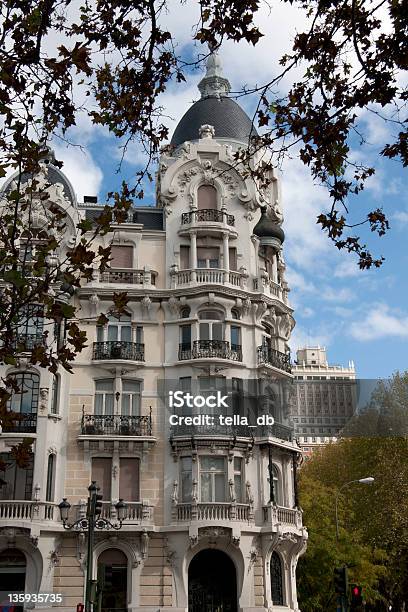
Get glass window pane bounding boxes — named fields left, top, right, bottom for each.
left=105, top=394, right=114, bottom=415
left=121, top=394, right=130, bottom=416
left=181, top=325, right=191, bottom=344
left=121, top=326, right=132, bottom=342
left=96, top=379, right=114, bottom=392
left=107, top=325, right=118, bottom=341
left=214, top=474, right=225, bottom=502
left=234, top=475, right=242, bottom=502
left=122, top=380, right=140, bottom=393
left=181, top=473, right=192, bottom=502
left=199, top=323, right=209, bottom=340
left=95, top=395, right=103, bottom=415
left=212, top=323, right=223, bottom=340
left=200, top=473, right=212, bottom=502
left=131, top=394, right=140, bottom=416
left=231, top=326, right=240, bottom=345
left=234, top=457, right=242, bottom=472
left=96, top=326, right=104, bottom=342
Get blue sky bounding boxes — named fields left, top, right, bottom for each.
left=50, top=1, right=407, bottom=380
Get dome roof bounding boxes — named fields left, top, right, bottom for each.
left=253, top=206, right=285, bottom=246
left=170, top=52, right=257, bottom=147
left=0, top=146, right=76, bottom=205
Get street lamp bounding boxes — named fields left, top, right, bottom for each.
left=335, top=477, right=375, bottom=542
left=58, top=482, right=128, bottom=612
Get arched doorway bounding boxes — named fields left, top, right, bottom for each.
left=0, top=549, right=26, bottom=612
left=97, top=548, right=128, bottom=612
left=188, top=549, right=237, bottom=612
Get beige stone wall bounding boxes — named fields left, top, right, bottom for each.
left=139, top=535, right=172, bottom=607
left=53, top=536, right=84, bottom=607
left=253, top=556, right=264, bottom=607
left=64, top=395, right=93, bottom=501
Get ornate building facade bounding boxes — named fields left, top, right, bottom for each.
left=0, top=55, right=307, bottom=612
left=290, top=347, right=356, bottom=457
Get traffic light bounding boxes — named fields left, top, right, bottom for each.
left=334, top=566, right=348, bottom=595
left=94, top=493, right=103, bottom=516
left=350, top=585, right=363, bottom=608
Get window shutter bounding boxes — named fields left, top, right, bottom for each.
left=110, top=245, right=133, bottom=268
left=197, top=185, right=217, bottom=210
left=229, top=247, right=237, bottom=270
left=91, top=457, right=112, bottom=499
left=180, top=245, right=190, bottom=269
left=119, top=458, right=140, bottom=501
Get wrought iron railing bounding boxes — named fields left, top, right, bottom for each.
left=181, top=209, right=235, bottom=226
left=1, top=412, right=37, bottom=433
left=260, top=422, right=294, bottom=442
left=257, top=346, right=291, bottom=373
left=81, top=413, right=152, bottom=436
left=92, top=341, right=144, bottom=361
left=178, top=340, right=242, bottom=361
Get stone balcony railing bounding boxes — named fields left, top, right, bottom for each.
left=81, top=413, right=153, bottom=437
left=179, top=340, right=242, bottom=362
left=99, top=500, right=153, bottom=524
left=257, top=346, right=292, bottom=373
left=171, top=268, right=245, bottom=288
left=181, top=209, right=235, bottom=226
left=92, top=341, right=145, bottom=361
left=263, top=504, right=303, bottom=529
left=0, top=500, right=57, bottom=522
left=173, top=502, right=253, bottom=523
left=1, top=412, right=37, bottom=434
left=92, top=268, right=157, bottom=286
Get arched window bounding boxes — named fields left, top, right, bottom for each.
left=198, top=309, right=224, bottom=341
left=270, top=551, right=284, bottom=605
left=8, top=372, right=40, bottom=415
left=231, top=308, right=240, bottom=320
left=197, top=185, right=217, bottom=210
left=0, top=549, right=26, bottom=596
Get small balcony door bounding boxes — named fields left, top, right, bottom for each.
left=107, top=314, right=132, bottom=342
left=197, top=185, right=217, bottom=210
left=198, top=310, right=224, bottom=341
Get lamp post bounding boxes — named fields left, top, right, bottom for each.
left=335, top=477, right=375, bottom=542
left=58, top=481, right=128, bottom=612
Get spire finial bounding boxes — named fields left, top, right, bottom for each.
left=198, top=50, right=231, bottom=99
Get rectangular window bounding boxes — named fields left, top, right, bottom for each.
left=180, top=324, right=191, bottom=347
left=121, top=380, right=141, bottom=416
left=0, top=453, right=34, bottom=501
left=180, top=245, right=190, bottom=269
left=110, top=245, right=133, bottom=268
left=51, top=375, right=59, bottom=415
left=180, top=456, right=192, bottom=503
left=234, top=457, right=243, bottom=502
left=200, top=456, right=226, bottom=502
left=92, top=457, right=112, bottom=499
left=46, top=454, right=56, bottom=502
left=95, top=379, right=114, bottom=415
left=229, top=247, right=237, bottom=271
left=136, top=326, right=143, bottom=344
left=119, top=458, right=139, bottom=501
left=231, top=325, right=241, bottom=347
left=197, top=247, right=219, bottom=268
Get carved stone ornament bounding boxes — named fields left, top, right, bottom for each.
left=89, top=294, right=100, bottom=316
left=39, top=388, right=49, bottom=412
left=168, top=296, right=179, bottom=315
left=141, top=296, right=152, bottom=313
left=199, top=124, right=215, bottom=139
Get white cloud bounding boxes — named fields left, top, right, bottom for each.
left=394, top=210, right=408, bottom=226
left=350, top=304, right=408, bottom=341
left=334, top=259, right=362, bottom=278
left=53, top=143, right=103, bottom=202
left=321, top=287, right=355, bottom=303
left=289, top=325, right=332, bottom=354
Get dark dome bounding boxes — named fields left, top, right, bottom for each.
left=170, top=96, right=257, bottom=147
left=253, top=206, right=285, bottom=245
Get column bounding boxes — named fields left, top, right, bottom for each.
left=190, top=231, right=197, bottom=283
left=223, top=231, right=229, bottom=284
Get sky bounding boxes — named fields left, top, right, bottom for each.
left=48, top=1, right=407, bottom=380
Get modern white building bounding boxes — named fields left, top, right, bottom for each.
left=0, top=54, right=307, bottom=612
left=290, top=347, right=356, bottom=457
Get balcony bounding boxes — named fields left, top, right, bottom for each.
left=263, top=504, right=302, bottom=528
left=181, top=209, right=235, bottom=226
left=93, top=341, right=144, bottom=362
left=1, top=412, right=37, bottom=434
left=179, top=340, right=242, bottom=362
left=257, top=346, right=292, bottom=373
left=99, top=269, right=156, bottom=285
left=261, top=422, right=294, bottom=442
left=100, top=501, right=153, bottom=524
left=173, top=502, right=252, bottom=523
left=81, top=414, right=152, bottom=436
left=173, top=268, right=243, bottom=288
left=0, top=500, right=57, bottom=522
